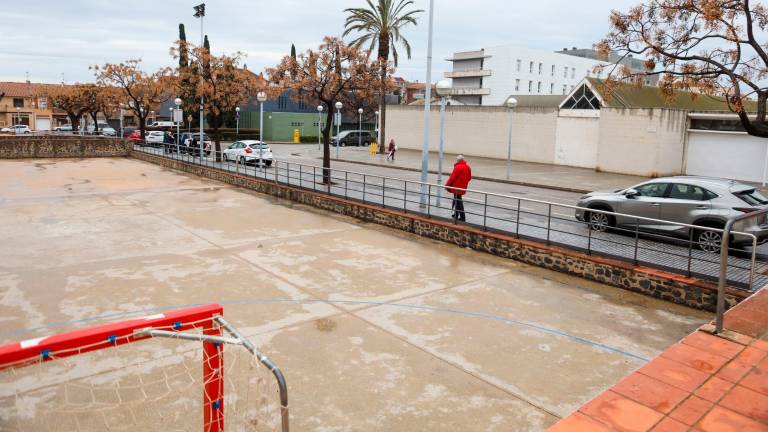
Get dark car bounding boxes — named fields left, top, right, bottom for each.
left=331, top=130, right=374, bottom=147
left=179, top=132, right=212, bottom=156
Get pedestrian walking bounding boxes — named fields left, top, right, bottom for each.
left=445, top=155, right=472, bottom=222
left=386, top=139, right=397, bottom=161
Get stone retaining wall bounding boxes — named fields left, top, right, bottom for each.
left=0, top=136, right=131, bottom=158
left=131, top=150, right=751, bottom=311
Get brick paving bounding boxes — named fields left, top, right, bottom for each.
left=548, top=288, right=768, bottom=432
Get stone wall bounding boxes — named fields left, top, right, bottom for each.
left=131, top=150, right=751, bottom=311
left=0, top=136, right=131, bottom=158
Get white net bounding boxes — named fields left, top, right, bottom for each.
left=0, top=316, right=283, bottom=431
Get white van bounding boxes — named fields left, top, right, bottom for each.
left=150, top=121, right=176, bottom=127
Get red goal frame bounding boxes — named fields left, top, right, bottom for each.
left=0, top=304, right=226, bottom=432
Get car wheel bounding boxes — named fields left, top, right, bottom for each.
left=239, top=156, right=245, bottom=165
left=222, top=153, right=228, bottom=162
left=586, top=209, right=614, bottom=232
left=266, top=160, right=273, bottom=167
left=696, top=228, right=723, bottom=254
left=363, top=141, right=370, bottom=147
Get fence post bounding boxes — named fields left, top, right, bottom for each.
left=483, top=194, right=488, bottom=231
left=687, top=228, right=694, bottom=277
left=313, top=166, right=316, bottom=192
left=515, top=199, right=521, bottom=238
left=345, top=172, right=348, bottom=200
left=587, top=220, right=592, bottom=255
left=382, top=178, right=386, bottom=208
left=403, top=182, right=408, bottom=213
left=363, top=175, right=367, bottom=203
left=633, top=219, right=640, bottom=265
left=546, top=204, right=552, bottom=245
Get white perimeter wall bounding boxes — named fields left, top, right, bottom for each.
left=555, top=111, right=599, bottom=168
left=686, top=131, right=768, bottom=183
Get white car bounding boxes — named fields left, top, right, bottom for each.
left=223, top=140, right=273, bottom=166
left=145, top=131, right=166, bottom=146
left=10, top=125, right=31, bottom=134
left=54, top=124, right=74, bottom=133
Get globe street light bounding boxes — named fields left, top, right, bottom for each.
left=505, top=96, right=518, bottom=180
left=174, top=97, right=183, bottom=153
left=334, top=101, right=342, bottom=159
left=374, top=110, right=380, bottom=149
left=317, top=105, right=323, bottom=150
left=235, top=107, right=241, bottom=138
left=435, top=79, right=452, bottom=207
left=194, top=3, right=206, bottom=161
left=257, top=91, right=267, bottom=169
left=357, top=108, right=364, bottom=148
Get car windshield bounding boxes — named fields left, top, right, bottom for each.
left=248, top=143, right=268, bottom=149
left=734, top=189, right=768, bottom=206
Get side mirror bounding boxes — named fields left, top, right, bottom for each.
left=624, top=189, right=639, bottom=199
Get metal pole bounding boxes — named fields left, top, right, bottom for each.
left=358, top=111, right=362, bottom=147
left=120, top=109, right=123, bottom=139
left=506, top=108, right=513, bottom=180
left=715, top=221, right=734, bottom=334
left=199, top=14, right=205, bottom=161
left=259, top=101, right=264, bottom=170
left=437, top=95, right=447, bottom=207
left=419, top=0, right=435, bottom=208
left=763, top=141, right=768, bottom=186
left=317, top=111, right=321, bottom=150
left=336, top=111, right=341, bottom=160
left=176, top=112, right=180, bottom=154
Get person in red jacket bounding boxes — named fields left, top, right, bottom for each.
left=445, top=155, right=472, bottom=222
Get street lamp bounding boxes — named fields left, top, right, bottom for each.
left=174, top=97, right=182, bottom=154
left=334, top=101, right=342, bottom=159
left=194, top=3, right=206, bottom=160
left=374, top=110, right=380, bottom=148
left=435, top=79, right=452, bottom=207
left=357, top=108, right=363, bottom=148
left=317, top=105, right=323, bottom=150
left=15, top=107, right=20, bottom=132
left=505, top=96, right=518, bottom=180
left=235, top=107, right=241, bottom=138
left=419, top=0, right=436, bottom=207
left=150, top=110, right=155, bottom=125
left=257, top=91, right=267, bottom=169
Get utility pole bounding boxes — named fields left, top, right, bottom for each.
left=194, top=3, right=206, bottom=159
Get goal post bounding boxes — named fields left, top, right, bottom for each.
left=0, top=304, right=289, bottom=432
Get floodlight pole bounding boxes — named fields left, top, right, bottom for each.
left=194, top=3, right=206, bottom=160
left=419, top=0, right=435, bottom=208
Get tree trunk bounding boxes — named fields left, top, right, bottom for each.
left=138, top=114, right=147, bottom=142
left=67, top=113, right=81, bottom=132
left=322, top=103, right=335, bottom=185
left=378, top=35, right=390, bottom=154
left=91, top=112, right=99, bottom=132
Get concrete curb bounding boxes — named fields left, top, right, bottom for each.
left=326, top=157, right=592, bottom=194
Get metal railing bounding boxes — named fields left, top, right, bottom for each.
left=133, top=141, right=766, bottom=291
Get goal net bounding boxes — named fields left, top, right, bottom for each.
left=0, top=304, right=288, bottom=432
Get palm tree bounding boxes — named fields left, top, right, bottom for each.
left=344, top=0, right=422, bottom=153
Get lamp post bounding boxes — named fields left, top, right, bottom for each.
left=357, top=108, right=363, bottom=147
left=374, top=110, right=380, bottom=147
left=119, top=104, right=124, bottom=139
left=15, top=107, right=20, bottom=133
left=193, top=3, right=206, bottom=160
left=317, top=105, right=323, bottom=150
left=235, top=107, right=240, bottom=138
left=257, top=91, right=267, bottom=168
left=505, top=97, right=518, bottom=180
left=435, top=79, right=452, bottom=207
left=334, top=101, right=342, bottom=159
left=150, top=110, right=155, bottom=125
left=419, top=0, right=435, bottom=207
left=174, top=97, right=182, bottom=154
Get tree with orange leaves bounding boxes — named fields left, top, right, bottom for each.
left=598, top=0, right=768, bottom=137
left=92, top=60, right=172, bottom=140
left=42, top=84, right=91, bottom=132
left=173, top=43, right=264, bottom=160
left=266, top=37, right=387, bottom=183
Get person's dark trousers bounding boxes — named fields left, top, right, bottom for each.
left=452, top=194, right=465, bottom=221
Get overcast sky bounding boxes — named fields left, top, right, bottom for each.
left=0, top=0, right=640, bottom=84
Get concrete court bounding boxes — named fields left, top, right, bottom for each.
left=0, top=158, right=711, bottom=431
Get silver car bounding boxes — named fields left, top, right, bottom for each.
left=575, top=176, right=768, bottom=252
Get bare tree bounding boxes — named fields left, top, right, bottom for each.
left=598, top=0, right=768, bottom=137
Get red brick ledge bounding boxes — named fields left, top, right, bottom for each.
left=547, top=288, right=768, bottom=432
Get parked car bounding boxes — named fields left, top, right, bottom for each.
left=122, top=127, right=137, bottom=138
left=127, top=130, right=142, bottom=143
left=575, top=176, right=768, bottom=252
left=54, top=124, right=73, bottom=133
left=150, top=121, right=176, bottom=128
left=86, top=122, right=116, bottom=136
left=10, top=125, right=31, bottom=134
left=331, top=130, right=374, bottom=147
left=179, top=132, right=212, bottom=156
left=145, top=131, right=166, bottom=146
left=223, top=141, right=273, bottom=166
left=0, top=127, right=11, bottom=133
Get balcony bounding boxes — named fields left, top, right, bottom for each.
left=444, top=69, right=492, bottom=78
left=446, top=88, right=491, bottom=96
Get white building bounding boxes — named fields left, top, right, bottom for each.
left=446, top=45, right=640, bottom=106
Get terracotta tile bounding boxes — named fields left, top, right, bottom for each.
left=548, top=412, right=616, bottom=432
left=580, top=390, right=664, bottom=432
left=741, top=366, right=768, bottom=396
left=682, top=331, right=744, bottom=360
left=724, top=316, right=765, bottom=338
left=759, top=355, right=768, bottom=372
left=612, top=373, right=690, bottom=414
left=695, top=376, right=734, bottom=403
left=696, top=406, right=768, bottom=432
left=669, top=395, right=713, bottom=426
left=651, top=417, right=689, bottom=432
left=719, top=385, right=768, bottom=423
left=718, top=359, right=755, bottom=383
left=730, top=307, right=768, bottom=327
left=639, top=357, right=711, bottom=392
left=737, top=346, right=768, bottom=366
left=662, top=343, right=731, bottom=373
left=752, top=339, right=768, bottom=353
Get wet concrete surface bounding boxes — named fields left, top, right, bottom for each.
left=0, top=158, right=711, bottom=431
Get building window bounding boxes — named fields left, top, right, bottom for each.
left=538, top=62, right=543, bottom=75
left=537, top=82, right=542, bottom=93
left=563, top=67, right=568, bottom=78
left=516, top=59, right=521, bottom=72
left=571, top=68, right=575, bottom=79
left=529, top=61, right=534, bottom=73
left=515, top=79, right=520, bottom=92
left=278, top=96, right=288, bottom=110
left=13, top=98, right=23, bottom=108
left=561, top=83, right=601, bottom=109
left=551, top=65, right=555, bottom=76
left=298, top=100, right=306, bottom=110
left=38, top=97, right=47, bottom=109
left=528, top=81, right=533, bottom=92
left=550, top=83, right=554, bottom=94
